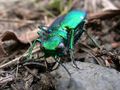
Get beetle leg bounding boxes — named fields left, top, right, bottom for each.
left=54, top=56, right=71, bottom=77
left=69, top=30, right=74, bottom=49
left=69, top=49, right=79, bottom=69
left=69, top=30, right=79, bottom=69
left=53, top=56, right=74, bottom=88
left=27, top=39, right=42, bottom=60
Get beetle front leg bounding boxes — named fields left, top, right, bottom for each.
left=27, top=39, right=42, bottom=60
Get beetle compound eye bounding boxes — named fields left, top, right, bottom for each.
left=48, top=29, right=52, bottom=33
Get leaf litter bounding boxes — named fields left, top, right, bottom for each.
left=0, top=0, right=120, bottom=90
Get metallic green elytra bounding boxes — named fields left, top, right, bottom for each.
left=43, top=10, right=86, bottom=49
left=61, top=9, right=86, bottom=29
left=29, top=9, right=87, bottom=58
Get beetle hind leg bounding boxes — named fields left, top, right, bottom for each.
left=69, top=49, right=79, bottom=69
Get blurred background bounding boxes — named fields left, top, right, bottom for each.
left=0, top=0, right=120, bottom=24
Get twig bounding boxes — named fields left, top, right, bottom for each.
left=101, top=0, right=118, bottom=10
left=24, top=66, right=40, bottom=79
left=88, top=10, right=120, bottom=21
left=0, top=18, right=36, bottom=23
left=84, top=30, right=101, bottom=49
left=0, top=46, right=40, bottom=69
left=0, top=75, right=14, bottom=85
left=78, top=43, right=105, bottom=66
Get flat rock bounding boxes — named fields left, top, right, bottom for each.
left=51, top=62, right=120, bottom=90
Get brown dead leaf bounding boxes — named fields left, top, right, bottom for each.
left=0, top=20, right=40, bottom=58
left=0, top=19, right=25, bottom=34
left=1, top=24, right=39, bottom=44
left=0, top=20, right=40, bottom=44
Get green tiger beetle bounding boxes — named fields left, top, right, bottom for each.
left=27, top=9, right=87, bottom=77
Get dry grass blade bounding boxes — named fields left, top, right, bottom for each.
left=78, top=43, right=105, bottom=66
left=88, top=10, right=120, bottom=21
left=101, top=0, right=118, bottom=10
left=0, top=75, right=14, bottom=85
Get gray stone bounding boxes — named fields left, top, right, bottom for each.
left=51, top=62, right=120, bottom=90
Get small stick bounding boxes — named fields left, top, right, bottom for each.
left=24, top=66, right=40, bottom=79
left=84, top=30, right=101, bottom=49
left=0, top=47, right=40, bottom=69
left=0, top=18, right=36, bottom=23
